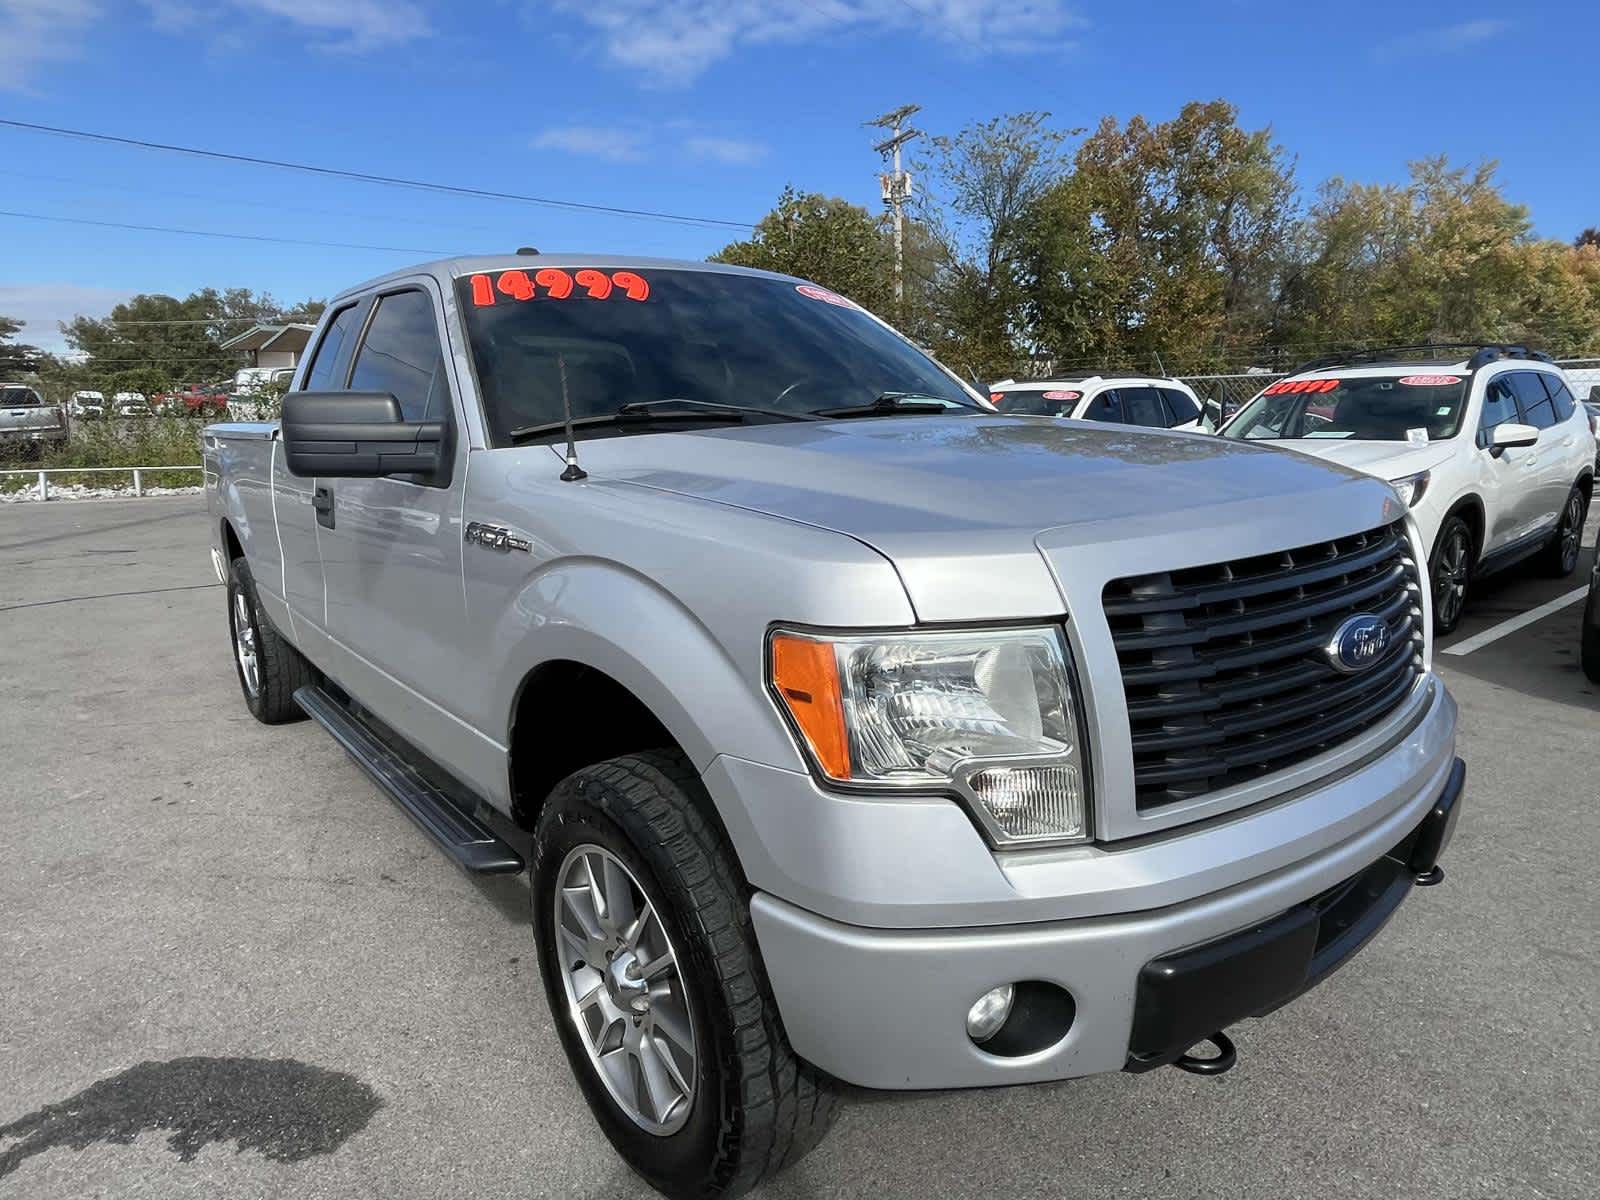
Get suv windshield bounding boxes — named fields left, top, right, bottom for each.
left=455, top=267, right=976, bottom=443
left=1223, top=373, right=1468, bottom=442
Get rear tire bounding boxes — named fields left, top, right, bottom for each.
left=531, top=751, right=837, bottom=1199
left=227, top=555, right=315, bottom=724
left=1539, top=485, right=1587, bottom=577
left=1429, top=516, right=1473, bottom=636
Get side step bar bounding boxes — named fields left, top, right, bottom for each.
left=294, top=685, right=525, bottom=875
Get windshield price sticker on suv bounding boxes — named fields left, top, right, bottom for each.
left=468, top=269, right=650, bottom=307
left=795, top=283, right=858, bottom=308
left=1397, top=375, right=1463, bottom=387
left=1262, top=378, right=1339, bottom=395
left=1042, top=390, right=1081, bottom=401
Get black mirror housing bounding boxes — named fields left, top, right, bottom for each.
left=281, top=391, right=447, bottom=481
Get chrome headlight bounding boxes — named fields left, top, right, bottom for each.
left=1390, top=470, right=1430, bottom=508
left=769, top=626, right=1090, bottom=845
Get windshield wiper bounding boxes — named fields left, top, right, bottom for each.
left=812, top=391, right=971, bottom=419
left=507, top=398, right=818, bottom=443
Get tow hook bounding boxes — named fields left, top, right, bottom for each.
left=1414, top=865, right=1445, bottom=887
left=1171, top=1031, right=1236, bottom=1076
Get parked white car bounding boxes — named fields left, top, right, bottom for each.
left=987, top=375, right=1210, bottom=431
left=1221, top=345, right=1595, bottom=633
left=69, top=390, right=106, bottom=419
left=112, top=391, right=152, bottom=417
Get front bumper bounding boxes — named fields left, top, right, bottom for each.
left=751, top=756, right=1464, bottom=1090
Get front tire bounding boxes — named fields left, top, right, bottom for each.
left=1539, top=485, right=1587, bottom=577
left=1430, top=516, right=1473, bottom=636
left=227, top=556, right=315, bottom=723
left=1583, top=567, right=1600, bottom=684
left=531, top=752, right=837, bottom=1199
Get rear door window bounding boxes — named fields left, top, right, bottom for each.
left=1508, top=371, right=1557, bottom=430
left=347, top=290, right=451, bottom=423
left=302, top=303, right=362, bottom=391
left=1538, top=374, right=1577, bottom=421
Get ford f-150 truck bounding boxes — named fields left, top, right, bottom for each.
left=204, top=254, right=1465, bottom=1199
left=1, top=384, right=67, bottom=455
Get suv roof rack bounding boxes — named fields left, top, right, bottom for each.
left=1291, top=343, right=1553, bottom=376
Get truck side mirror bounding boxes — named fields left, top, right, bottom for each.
left=281, top=391, right=447, bottom=481
left=1488, top=421, right=1538, bottom=456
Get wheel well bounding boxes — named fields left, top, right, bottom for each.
left=508, top=661, right=679, bottom=828
left=1440, top=498, right=1484, bottom=563
left=221, top=519, right=244, bottom=564
left=1578, top=472, right=1593, bottom=504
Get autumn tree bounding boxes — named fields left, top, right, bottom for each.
left=710, top=187, right=893, bottom=312
left=1017, top=100, right=1297, bottom=372
left=915, top=112, right=1075, bottom=377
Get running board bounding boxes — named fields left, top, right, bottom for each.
left=294, top=685, right=525, bottom=875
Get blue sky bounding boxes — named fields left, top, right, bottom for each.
left=1, top=1, right=1594, bottom=351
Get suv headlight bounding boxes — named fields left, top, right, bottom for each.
left=768, top=626, right=1091, bottom=845
left=1390, top=470, right=1430, bottom=508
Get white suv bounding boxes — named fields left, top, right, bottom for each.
left=1221, top=345, right=1595, bottom=633
left=988, top=374, right=1209, bottom=431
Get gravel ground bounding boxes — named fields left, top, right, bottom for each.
left=2, top=495, right=1596, bottom=1199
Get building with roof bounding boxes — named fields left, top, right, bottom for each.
left=221, top=323, right=316, bottom=371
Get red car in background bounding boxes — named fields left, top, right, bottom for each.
left=154, top=383, right=232, bottom=417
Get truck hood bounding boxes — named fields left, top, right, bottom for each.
left=580, top=415, right=1407, bottom=621
left=1260, top=437, right=1455, bottom=481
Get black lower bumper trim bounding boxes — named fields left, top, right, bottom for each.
left=1125, top=756, right=1465, bottom=1072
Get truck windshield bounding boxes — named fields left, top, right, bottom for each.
left=454, top=267, right=977, bottom=444
left=1223, top=374, right=1468, bottom=442
left=1, top=386, right=41, bottom=406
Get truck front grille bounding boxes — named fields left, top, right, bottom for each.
left=1102, top=520, right=1425, bottom=811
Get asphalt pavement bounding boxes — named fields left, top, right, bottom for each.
left=2, top=495, right=1595, bottom=1199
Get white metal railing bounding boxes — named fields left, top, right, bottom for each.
left=0, top=464, right=203, bottom=501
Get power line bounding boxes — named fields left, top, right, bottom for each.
left=0, top=118, right=756, bottom=232
left=0, top=208, right=452, bottom=255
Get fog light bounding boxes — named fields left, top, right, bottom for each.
left=966, top=984, right=1015, bottom=1043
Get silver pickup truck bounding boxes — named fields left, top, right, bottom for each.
left=205, top=254, right=1464, bottom=1199
left=0, top=384, right=67, bottom=454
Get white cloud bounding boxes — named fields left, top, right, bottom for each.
left=532, top=125, right=648, bottom=162
left=0, top=283, right=138, bottom=354
left=684, top=135, right=767, bottom=165
left=0, top=0, right=99, bottom=92
left=1372, top=18, right=1507, bottom=62
left=232, top=0, right=430, bottom=52
left=539, top=0, right=1084, bottom=84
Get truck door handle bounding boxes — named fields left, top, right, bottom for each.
left=313, top=485, right=335, bottom=529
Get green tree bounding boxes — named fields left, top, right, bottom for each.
left=1018, top=100, right=1297, bottom=372
left=1, top=314, right=42, bottom=377
left=710, top=186, right=893, bottom=312
left=916, top=112, right=1075, bottom=377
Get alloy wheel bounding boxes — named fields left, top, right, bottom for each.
left=1559, top=492, right=1584, bottom=573
left=553, top=844, right=697, bottom=1136
left=1434, top=530, right=1469, bottom=628
left=231, top=589, right=261, bottom=698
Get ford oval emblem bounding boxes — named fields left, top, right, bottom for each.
left=1327, top=614, right=1391, bottom=674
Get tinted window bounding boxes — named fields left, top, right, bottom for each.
left=1539, top=374, right=1576, bottom=421
left=1508, top=371, right=1557, bottom=430
left=1116, top=387, right=1168, bottom=427
left=302, top=304, right=361, bottom=392
left=454, top=268, right=973, bottom=443
left=348, top=291, right=449, bottom=423
left=1, top=386, right=41, bottom=406
left=1160, top=388, right=1200, bottom=426
left=1081, top=390, right=1123, bottom=422
left=994, top=388, right=1079, bottom=416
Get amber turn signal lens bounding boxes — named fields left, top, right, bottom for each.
left=770, top=634, right=850, bottom=780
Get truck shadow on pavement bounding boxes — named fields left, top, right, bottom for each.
left=0, top=1056, right=382, bottom=1180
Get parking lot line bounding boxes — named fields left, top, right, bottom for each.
left=1440, top=585, right=1590, bottom=656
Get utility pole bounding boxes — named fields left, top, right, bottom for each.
left=867, top=104, right=921, bottom=313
